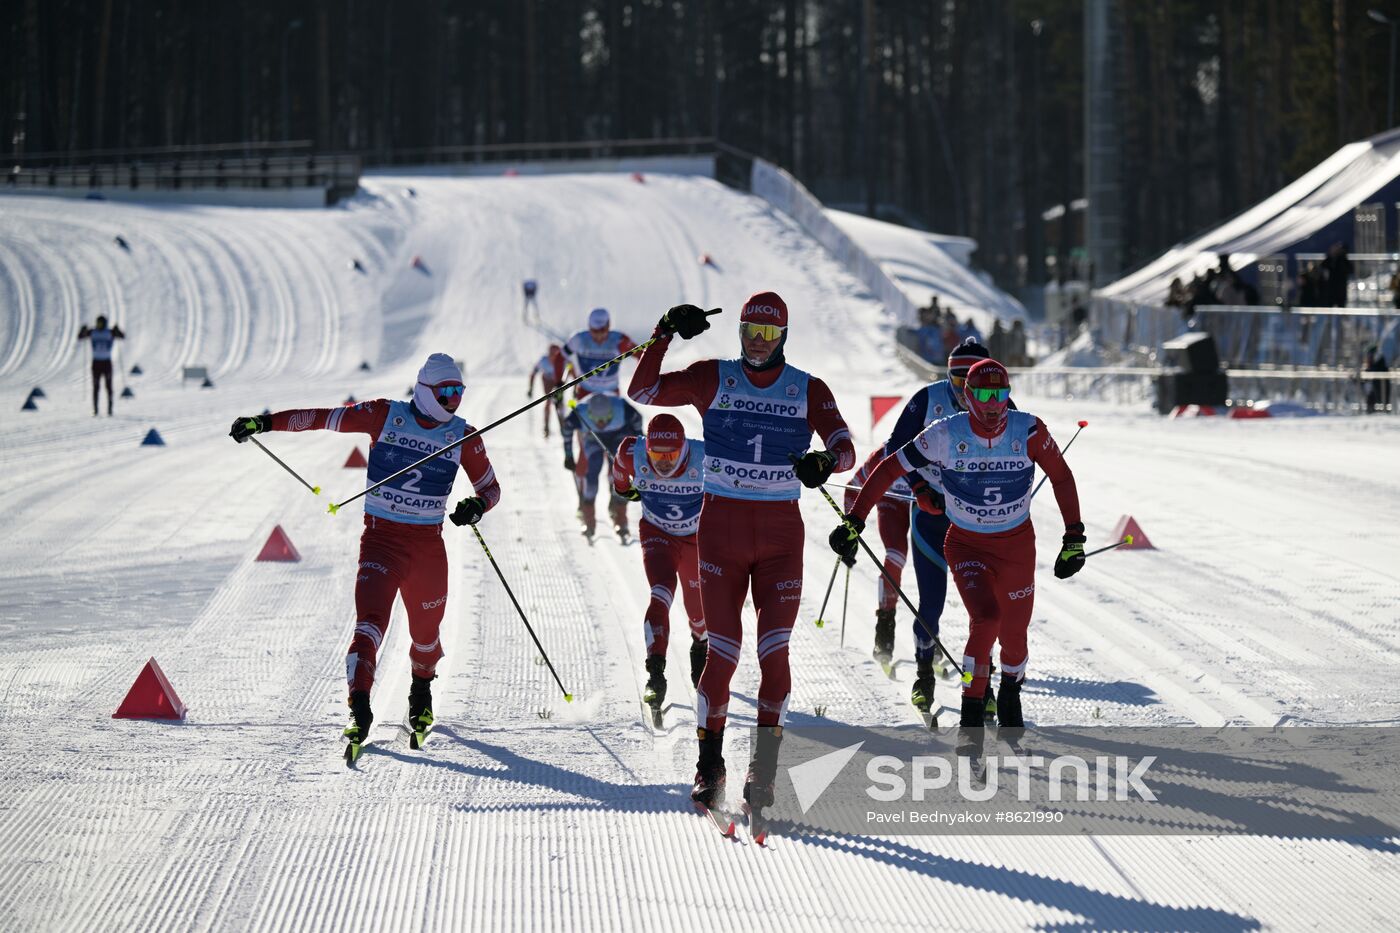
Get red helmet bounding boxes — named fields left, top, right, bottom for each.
left=963, top=358, right=1011, bottom=432
left=646, top=414, right=686, bottom=473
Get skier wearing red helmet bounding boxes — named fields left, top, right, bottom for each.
left=612, top=414, right=709, bottom=721
left=831, top=358, right=1084, bottom=729
left=629, top=292, right=856, bottom=816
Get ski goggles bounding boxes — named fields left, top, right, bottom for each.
left=739, top=322, right=786, bottom=342
left=969, top=386, right=1011, bottom=403
left=422, top=381, right=465, bottom=398
left=648, top=447, right=682, bottom=469
left=949, top=374, right=967, bottom=390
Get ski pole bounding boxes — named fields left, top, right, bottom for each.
left=840, top=559, right=851, bottom=646
left=249, top=436, right=322, bottom=496
left=329, top=331, right=679, bottom=514
left=813, top=556, right=840, bottom=628
left=826, top=480, right=916, bottom=504
left=1030, top=419, right=1088, bottom=499
left=793, top=454, right=964, bottom=679
left=470, top=525, right=573, bottom=702
left=1085, top=534, right=1133, bottom=558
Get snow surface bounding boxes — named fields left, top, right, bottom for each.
left=2, top=173, right=1399, bottom=931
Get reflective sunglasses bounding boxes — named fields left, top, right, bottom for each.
left=740, top=322, right=786, bottom=342
left=649, top=447, right=682, bottom=466
left=422, top=382, right=465, bottom=398
left=950, top=375, right=966, bottom=390
left=969, top=386, right=1010, bottom=403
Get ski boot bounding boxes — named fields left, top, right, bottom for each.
left=910, top=656, right=936, bottom=716
left=579, top=502, right=597, bottom=540
left=343, top=690, right=374, bottom=762
left=609, top=500, right=630, bottom=543
left=743, top=726, right=782, bottom=843
left=408, top=674, right=435, bottom=749
left=872, top=608, right=896, bottom=670
left=642, top=655, right=666, bottom=725
left=995, top=675, right=1024, bottom=729
left=689, top=637, right=708, bottom=688
left=956, top=694, right=987, bottom=778
left=690, top=727, right=727, bottom=808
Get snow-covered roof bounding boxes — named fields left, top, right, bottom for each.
left=1099, top=127, right=1400, bottom=304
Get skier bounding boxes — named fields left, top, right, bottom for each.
left=611, top=413, right=708, bottom=718
left=228, top=353, right=501, bottom=755
left=830, top=358, right=1084, bottom=730
left=562, top=308, right=637, bottom=400
left=522, top=279, right=539, bottom=323
left=561, top=391, right=643, bottom=540
left=527, top=343, right=567, bottom=438
left=858, top=337, right=999, bottom=717
left=77, top=315, right=124, bottom=416
left=628, top=292, right=856, bottom=815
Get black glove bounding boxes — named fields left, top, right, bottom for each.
left=658, top=304, right=716, bottom=340
left=827, top=514, right=865, bottom=563
left=1054, top=525, right=1087, bottom=579
left=793, top=450, right=837, bottom=488
left=619, top=486, right=642, bottom=502
left=449, top=496, right=487, bottom=526
left=909, top=475, right=945, bottom=515
left=564, top=452, right=576, bottom=471
left=229, top=414, right=270, bottom=443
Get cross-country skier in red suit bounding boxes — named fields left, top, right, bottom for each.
left=611, top=414, right=708, bottom=715
left=831, top=359, right=1084, bottom=728
left=629, top=293, right=856, bottom=812
left=228, top=353, right=501, bottom=746
left=527, top=343, right=567, bottom=438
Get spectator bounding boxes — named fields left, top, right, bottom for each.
left=958, top=316, right=983, bottom=347
left=988, top=320, right=1008, bottom=362
left=1388, top=269, right=1400, bottom=309
left=1294, top=262, right=1322, bottom=308
left=1322, top=242, right=1352, bottom=307
left=913, top=303, right=943, bottom=362
left=1007, top=319, right=1028, bottom=367
left=1364, top=345, right=1391, bottom=413
left=941, top=314, right=961, bottom=359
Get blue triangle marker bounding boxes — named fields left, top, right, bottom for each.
left=21, top=396, right=38, bottom=411
left=200, top=376, right=214, bottom=388
left=121, top=386, right=135, bottom=398
left=141, top=428, right=165, bottom=446
left=28, top=387, right=45, bottom=399
left=130, top=364, right=143, bottom=376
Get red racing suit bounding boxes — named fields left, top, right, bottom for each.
left=849, top=411, right=1079, bottom=698
left=612, top=436, right=706, bottom=656
left=266, top=399, right=500, bottom=694
left=629, top=333, right=855, bottom=730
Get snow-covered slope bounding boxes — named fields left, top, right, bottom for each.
left=1, top=173, right=1397, bottom=931
left=826, top=208, right=1027, bottom=330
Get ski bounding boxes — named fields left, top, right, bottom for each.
left=741, top=802, right=771, bottom=845
left=693, top=801, right=737, bottom=838
left=343, top=726, right=367, bottom=765
left=878, top=659, right=897, bottom=680
left=408, top=711, right=434, bottom=750
left=639, top=701, right=664, bottom=731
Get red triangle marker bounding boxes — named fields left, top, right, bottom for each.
left=344, top=447, right=368, bottom=468
left=1111, top=515, right=1155, bottom=550
left=256, top=525, right=301, bottom=562
left=113, top=657, right=187, bottom=719
left=870, top=395, right=904, bottom=427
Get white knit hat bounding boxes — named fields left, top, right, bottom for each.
left=413, top=353, right=463, bottom=422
